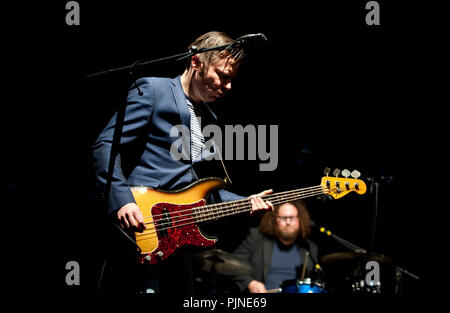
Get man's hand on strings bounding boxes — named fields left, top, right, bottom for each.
left=117, top=203, right=146, bottom=232
left=248, top=189, right=274, bottom=214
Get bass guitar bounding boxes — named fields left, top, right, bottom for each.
left=131, top=169, right=366, bottom=264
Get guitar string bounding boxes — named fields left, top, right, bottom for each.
left=140, top=185, right=326, bottom=228
left=141, top=184, right=326, bottom=220
left=141, top=186, right=326, bottom=228
left=144, top=185, right=323, bottom=219
left=134, top=187, right=335, bottom=238
left=134, top=188, right=330, bottom=240
left=140, top=178, right=359, bottom=222
left=135, top=184, right=357, bottom=239
left=141, top=185, right=332, bottom=229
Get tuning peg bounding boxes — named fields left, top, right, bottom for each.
left=333, top=168, right=341, bottom=177
left=351, top=170, right=361, bottom=179
left=341, top=169, right=351, bottom=178
left=324, top=167, right=331, bottom=176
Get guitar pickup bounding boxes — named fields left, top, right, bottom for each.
left=157, top=208, right=171, bottom=237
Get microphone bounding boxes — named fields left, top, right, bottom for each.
left=232, top=33, right=268, bottom=46
left=185, top=33, right=267, bottom=60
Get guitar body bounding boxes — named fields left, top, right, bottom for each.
left=131, top=177, right=225, bottom=265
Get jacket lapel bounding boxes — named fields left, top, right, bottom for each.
left=170, top=76, right=191, bottom=160
left=262, top=237, right=274, bottom=282
left=171, top=76, right=218, bottom=126
left=171, top=76, right=191, bottom=130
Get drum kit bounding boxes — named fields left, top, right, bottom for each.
left=192, top=249, right=251, bottom=294
left=193, top=248, right=400, bottom=294
left=193, top=249, right=253, bottom=277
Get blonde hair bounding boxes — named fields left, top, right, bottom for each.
left=187, top=31, right=244, bottom=72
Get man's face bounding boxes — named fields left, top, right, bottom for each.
left=195, top=56, right=239, bottom=103
left=275, top=203, right=300, bottom=243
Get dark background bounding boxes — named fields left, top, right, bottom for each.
left=5, top=0, right=441, bottom=303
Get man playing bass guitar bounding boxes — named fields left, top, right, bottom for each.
left=92, top=31, right=274, bottom=295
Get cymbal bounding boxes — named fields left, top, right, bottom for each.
left=192, top=249, right=253, bottom=276
left=321, top=251, right=394, bottom=265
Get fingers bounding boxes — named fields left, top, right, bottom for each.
left=250, top=197, right=274, bottom=214
left=128, top=211, right=145, bottom=232
left=117, top=210, right=129, bottom=229
left=250, top=197, right=268, bottom=210
left=134, top=209, right=146, bottom=230
left=248, top=280, right=267, bottom=293
left=248, top=189, right=274, bottom=212
left=117, top=203, right=145, bottom=232
left=128, top=211, right=139, bottom=229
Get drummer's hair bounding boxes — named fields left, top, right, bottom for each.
left=259, top=200, right=312, bottom=240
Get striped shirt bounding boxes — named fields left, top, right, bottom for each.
left=186, top=98, right=205, bottom=163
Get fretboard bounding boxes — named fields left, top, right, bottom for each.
left=192, top=184, right=325, bottom=223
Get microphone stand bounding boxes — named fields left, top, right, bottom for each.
left=368, top=178, right=379, bottom=255
left=86, top=43, right=232, bottom=79
left=312, top=220, right=366, bottom=253
left=394, top=265, right=420, bottom=294
left=366, top=177, right=419, bottom=293
left=86, top=33, right=266, bottom=79
left=314, top=222, right=420, bottom=294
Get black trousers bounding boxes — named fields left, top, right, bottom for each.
left=100, top=235, right=193, bottom=295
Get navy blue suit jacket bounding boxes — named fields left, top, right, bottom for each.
left=92, top=76, right=244, bottom=215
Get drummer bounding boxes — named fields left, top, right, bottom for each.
left=232, top=201, right=319, bottom=293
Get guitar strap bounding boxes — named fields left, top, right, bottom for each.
left=215, top=141, right=233, bottom=187
left=198, top=101, right=233, bottom=188
left=191, top=141, right=233, bottom=188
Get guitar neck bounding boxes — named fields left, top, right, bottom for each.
left=193, top=185, right=325, bottom=224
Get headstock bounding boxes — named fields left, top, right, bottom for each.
left=321, top=168, right=367, bottom=199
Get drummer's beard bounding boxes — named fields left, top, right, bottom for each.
left=276, top=225, right=299, bottom=243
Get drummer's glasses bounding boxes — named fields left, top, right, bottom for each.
left=276, top=215, right=298, bottom=224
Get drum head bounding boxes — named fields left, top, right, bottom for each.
left=281, top=278, right=328, bottom=293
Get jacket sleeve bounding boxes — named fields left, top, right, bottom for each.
left=217, top=189, right=246, bottom=202
left=206, top=188, right=245, bottom=205
left=92, top=78, right=155, bottom=215
left=231, top=228, right=260, bottom=292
